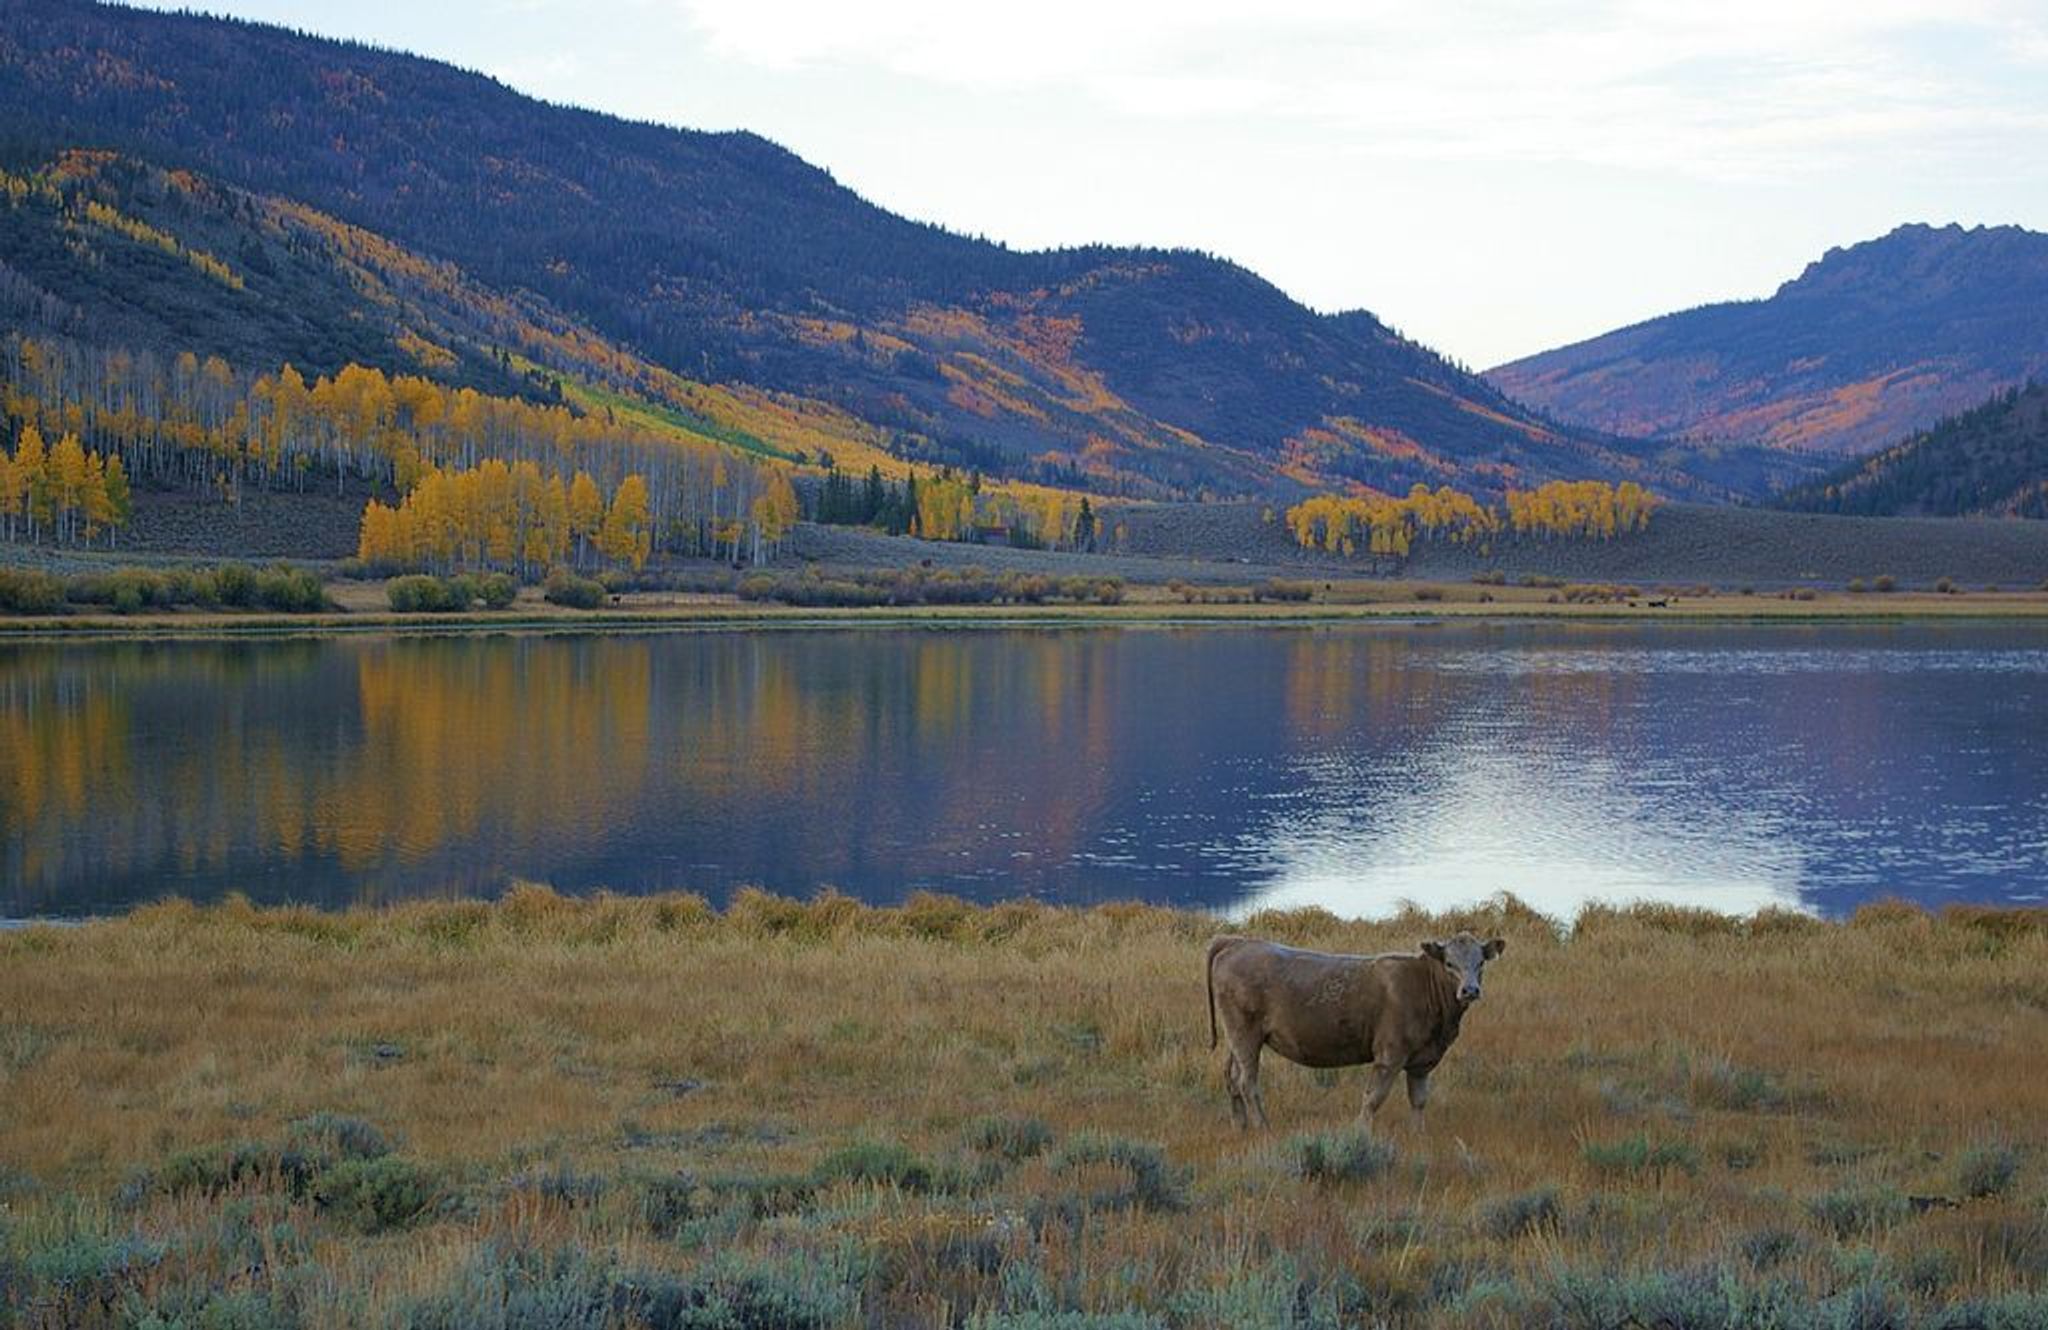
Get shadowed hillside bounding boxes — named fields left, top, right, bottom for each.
left=1778, top=381, right=2048, bottom=518
left=1490, top=224, right=2048, bottom=457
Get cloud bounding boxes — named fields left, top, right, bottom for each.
left=673, top=0, right=2048, bottom=181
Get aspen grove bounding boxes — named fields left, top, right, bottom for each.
left=0, top=334, right=799, bottom=567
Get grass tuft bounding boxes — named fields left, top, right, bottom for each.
left=1046, top=1135, right=1186, bottom=1214
left=1476, top=1186, right=1561, bottom=1239
left=1284, top=1127, right=1397, bottom=1184
left=1808, top=1185, right=1911, bottom=1239
left=1580, top=1133, right=1701, bottom=1177
left=313, top=1155, right=448, bottom=1232
left=1956, top=1141, right=2021, bottom=1199
left=962, top=1115, right=1056, bottom=1163
left=812, top=1141, right=936, bottom=1193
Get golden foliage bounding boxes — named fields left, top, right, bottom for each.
left=0, top=421, right=130, bottom=545
left=1287, top=479, right=1657, bottom=560
left=1284, top=484, right=1500, bottom=560
left=1503, top=479, right=1659, bottom=539
left=356, top=462, right=691, bottom=575
left=79, top=197, right=244, bottom=289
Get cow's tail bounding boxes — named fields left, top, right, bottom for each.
left=1205, top=935, right=1235, bottom=1049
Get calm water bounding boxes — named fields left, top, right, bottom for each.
left=5, top=622, right=2046, bottom=920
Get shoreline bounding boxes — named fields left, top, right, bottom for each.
left=8, top=592, right=2048, bottom=640
left=6, top=885, right=2041, bottom=934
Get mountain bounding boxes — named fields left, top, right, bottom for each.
left=0, top=0, right=1708, bottom=502
left=1488, top=224, right=2048, bottom=457
left=1776, top=381, right=2048, bottom=519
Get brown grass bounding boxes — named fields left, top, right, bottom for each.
left=11, top=579, right=2048, bottom=639
left=2, top=889, right=2045, bottom=1326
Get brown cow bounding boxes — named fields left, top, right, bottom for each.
left=1205, top=931, right=1505, bottom=1131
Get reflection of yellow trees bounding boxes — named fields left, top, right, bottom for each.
left=349, top=643, right=651, bottom=870
left=1281, top=632, right=1453, bottom=743
left=1, top=645, right=328, bottom=891
left=7, top=631, right=1137, bottom=907
left=664, top=639, right=812, bottom=802
left=1030, top=635, right=1115, bottom=869
left=658, top=633, right=1119, bottom=873
left=1, top=642, right=655, bottom=900
left=914, top=638, right=973, bottom=739
left=0, top=653, right=132, bottom=885
left=1282, top=626, right=1649, bottom=763
left=1283, top=635, right=1363, bottom=742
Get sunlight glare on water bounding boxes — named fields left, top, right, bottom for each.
left=1229, top=715, right=1806, bottom=920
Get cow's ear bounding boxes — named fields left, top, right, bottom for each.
left=1483, top=937, right=1506, bottom=960
left=1421, top=940, right=1446, bottom=961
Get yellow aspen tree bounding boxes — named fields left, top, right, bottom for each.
left=476, top=459, right=516, bottom=567
left=0, top=446, right=20, bottom=542
left=50, top=432, right=89, bottom=543
left=102, top=454, right=131, bottom=535
left=510, top=461, right=544, bottom=575
left=15, top=423, right=48, bottom=539
left=747, top=469, right=799, bottom=563
left=358, top=500, right=395, bottom=565
left=81, top=451, right=112, bottom=542
left=568, top=470, right=604, bottom=567
left=599, top=474, right=652, bottom=570
left=540, top=474, right=571, bottom=569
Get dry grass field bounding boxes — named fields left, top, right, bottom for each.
left=2, top=890, right=2046, bottom=1328
left=7, top=575, right=2048, bottom=638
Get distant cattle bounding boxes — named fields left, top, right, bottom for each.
left=1205, top=932, right=1505, bottom=1131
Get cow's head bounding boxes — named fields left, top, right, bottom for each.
left=1422, top=931, right=1506, bottom=1004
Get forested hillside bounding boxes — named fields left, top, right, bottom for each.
left=0, top=149, right=821, bottom=562
left=1489, top=224, right=2048, bottom=457
left=0, top=0, right=1736, bottom=503
left=1777, top=382, right=2048, bottom=518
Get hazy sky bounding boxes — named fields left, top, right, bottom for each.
left=126, top=0, right=2048, bottom=367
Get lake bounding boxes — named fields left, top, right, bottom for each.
left=5, top=622, right=2046, bottom=920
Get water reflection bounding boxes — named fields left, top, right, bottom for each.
left=3, top=623, right=2046, bottom=919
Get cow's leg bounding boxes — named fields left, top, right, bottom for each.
left=1223, top=1050, right=1248, bottom=1130
left=1359, top=1062, right=1401, bottom=1128
left=1227, top=1033, right=1270, bottom=1130
left=1405, top=1069, right=1432, bottom=1132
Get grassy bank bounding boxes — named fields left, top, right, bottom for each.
left=2, top=891, right=2046, bottom=1327
left=7, top=578, right=2048, bottom=638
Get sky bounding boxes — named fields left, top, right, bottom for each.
left=125, top=0, right=2048, bottom=368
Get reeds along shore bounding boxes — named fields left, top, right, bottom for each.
left=2, top=888, right=2046, bottom=1328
